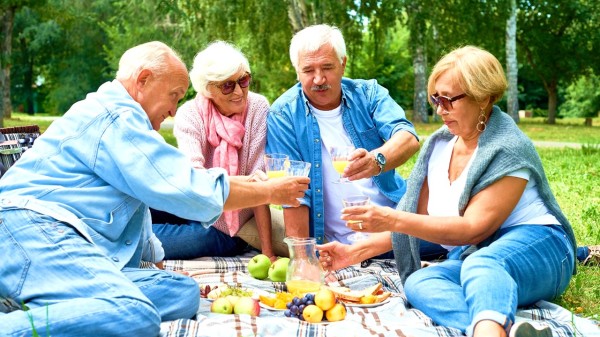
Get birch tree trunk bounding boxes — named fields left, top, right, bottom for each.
left=407, top=1, right=428, bottom=123
left=506, top=0, right=519, bottom=122
left=287, top=0, right=308, bottom=33
left=0, top=6, right=15, bottom=125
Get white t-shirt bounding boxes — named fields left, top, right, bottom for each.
left=311, top=104, right=395, bottom=244
left=427, top=136, right=559, bottom=251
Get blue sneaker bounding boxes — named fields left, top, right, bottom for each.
left=509, top=322, right=552, bottom=337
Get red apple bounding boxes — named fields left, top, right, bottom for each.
left=233, top=297, right=261, bottom=316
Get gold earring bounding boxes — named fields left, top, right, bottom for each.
left=477, top=108, right=487, bottom=132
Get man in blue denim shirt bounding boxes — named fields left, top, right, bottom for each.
left=266, top=24, right=421, bottom=260
left=0, top=41, right=308, bottom=336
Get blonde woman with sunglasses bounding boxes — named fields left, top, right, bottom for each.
left=318, top=46, right=577, bottom=337
left=152, top=41, right=286, bottom=261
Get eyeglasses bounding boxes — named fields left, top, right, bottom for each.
left=211, top=73, right=252, bottom=95
left=430, top=93, right=467, bottom=111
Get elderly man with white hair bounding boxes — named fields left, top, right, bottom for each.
left=0, top=41, right=308, bottom=336
left=266, top=24, right=429, bottom=264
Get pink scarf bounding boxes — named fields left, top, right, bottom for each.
left=196, top=94, right=246, bottom=236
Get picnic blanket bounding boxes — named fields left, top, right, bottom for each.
left=160, top=253, right=600, bottom=337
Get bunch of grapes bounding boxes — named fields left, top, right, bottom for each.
left=283, top=293, right=315, bottom=320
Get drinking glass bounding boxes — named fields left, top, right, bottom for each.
left=285, top=160, right=311, bottom=178
left=330, top=145, right=355, bottom=183
left=264, top=153, right=289, bottom=179
left=342, top=195, right=370, bottom=243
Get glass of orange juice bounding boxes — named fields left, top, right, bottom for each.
left=264, top=153, right=289, bottom=179
left=330, top=145, right=355, bottom=183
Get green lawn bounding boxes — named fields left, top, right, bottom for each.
left=4, top=113, right=600, bottom=321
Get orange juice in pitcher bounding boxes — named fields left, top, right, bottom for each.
left=283, top=237, right=324, bottom=296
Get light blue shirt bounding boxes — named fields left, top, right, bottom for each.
left=266, top=78, right=418, bottom=243
left=0, top=80, right=229, bottom=268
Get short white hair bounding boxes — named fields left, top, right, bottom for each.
left=116, top=41, right=185, bottom=81
left=289, top=24, right=346, bottom=70
left=189, top=41, right=251, bottom=97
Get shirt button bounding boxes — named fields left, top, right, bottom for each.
left=316, top=189, right=321, bottom=193
left=314, top=138, right=320, bottom=143
left=125, top=240, right=132, bottom=245
left=315, top=163, right=320, bottom=168
left=317, top=213, right=322, bottom=218
left=112, top=257, right=119, bottom=262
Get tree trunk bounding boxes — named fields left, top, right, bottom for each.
left=287, top=0, right=308, bottom=33
left=408, top=2, right=428, bottom=123
left=584, top=117, right=592, bottom=127
left=0, top=6, right=15, bottom=125
left=546, top=81, right=558, bottom=124
left=413, top=39, right=428, bottom=123
left=505, top=0, right=519, bottom=122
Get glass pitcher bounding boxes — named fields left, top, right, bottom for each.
left=283, top=237, right=325, bottom=295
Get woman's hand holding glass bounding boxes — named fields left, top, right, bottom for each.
left=342, top=195, right=371, bottom=243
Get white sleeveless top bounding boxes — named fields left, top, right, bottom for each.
left=427, top=136, right=560, bottom=251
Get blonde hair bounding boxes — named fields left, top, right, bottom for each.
left=428, top=46, right=507, bottom=105
left=189, top=41, right=251, bottom=97
left=289, top=24, right=346, bottom=70
left=116, top=41, right=185, bottom=81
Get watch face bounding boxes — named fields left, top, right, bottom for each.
left=376, top=153, right=386, bottom=165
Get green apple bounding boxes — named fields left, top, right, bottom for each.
left=233, top=297, right=260, bottom=316
left=268, top=257, right=290, bottom=282
left=210, top=297, right=233, bottom=314
left=247, top=254, right=272, bottom=280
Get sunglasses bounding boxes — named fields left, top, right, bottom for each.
left=430, top=93, right=467, bottom=111
left=212, top=73, right=252, bottom=95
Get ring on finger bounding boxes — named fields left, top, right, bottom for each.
left=358, top=222, right=363, bottom=230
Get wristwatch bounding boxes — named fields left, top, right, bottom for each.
left=372, top=151, right=386, bottom=176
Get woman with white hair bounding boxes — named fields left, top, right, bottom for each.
left=152, top=41, right=284, bottom=261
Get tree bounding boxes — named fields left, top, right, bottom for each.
left=0, top=2, right=16, bottom=125
left=560, top=73, right=600, bottom=127
left=505, top=0, right=519, bottom=121
left=518, top=0, right=600, bottom=124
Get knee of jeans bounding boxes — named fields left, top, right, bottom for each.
left=117, top=298, right=161, bottom=333
left=178, top=277, right=200, bottom=318
left=404, top=270, right=430, bottom=303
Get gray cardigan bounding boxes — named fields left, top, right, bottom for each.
left=392, top=106, right=577, bottom=283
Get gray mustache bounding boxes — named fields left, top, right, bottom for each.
left=311, top=84, right=331, bottom=91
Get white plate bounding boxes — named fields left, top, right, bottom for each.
left=259, top=302, right=287, bottom=311
left=342, top=298, right=390, bottom=308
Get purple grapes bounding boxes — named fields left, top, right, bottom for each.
left=284, top=294, right=316, bottom=320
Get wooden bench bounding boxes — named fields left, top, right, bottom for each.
left=0, top=125, right=40, bottom=177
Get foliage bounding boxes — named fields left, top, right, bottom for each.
left=560, top=73, right=600, bottom=120
left=4, top=0, right=600, bottom=126
left=517, top=0, right=600, bottom=123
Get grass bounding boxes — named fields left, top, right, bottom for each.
left=4, top=113, right=600, bottom=321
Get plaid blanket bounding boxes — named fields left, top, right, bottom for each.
left=160, top=254, right=600, bottom=337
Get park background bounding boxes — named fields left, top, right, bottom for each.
left=1, top=0, right=599, bottom=324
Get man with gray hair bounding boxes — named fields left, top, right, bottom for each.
left=0, top=41, right=308, bottom=336
left=267, top=24, right=428, bottom=263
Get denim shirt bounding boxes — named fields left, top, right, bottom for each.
left=266, top=78, right=418, bottom=243
left=0, top=80, right=229, bottom=269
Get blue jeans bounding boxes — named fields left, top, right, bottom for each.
left=153, top=221, right=248, bottom=259
left=404, top=224, right=574, bottom=336
left=0, top=208, right=199, bottom=336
